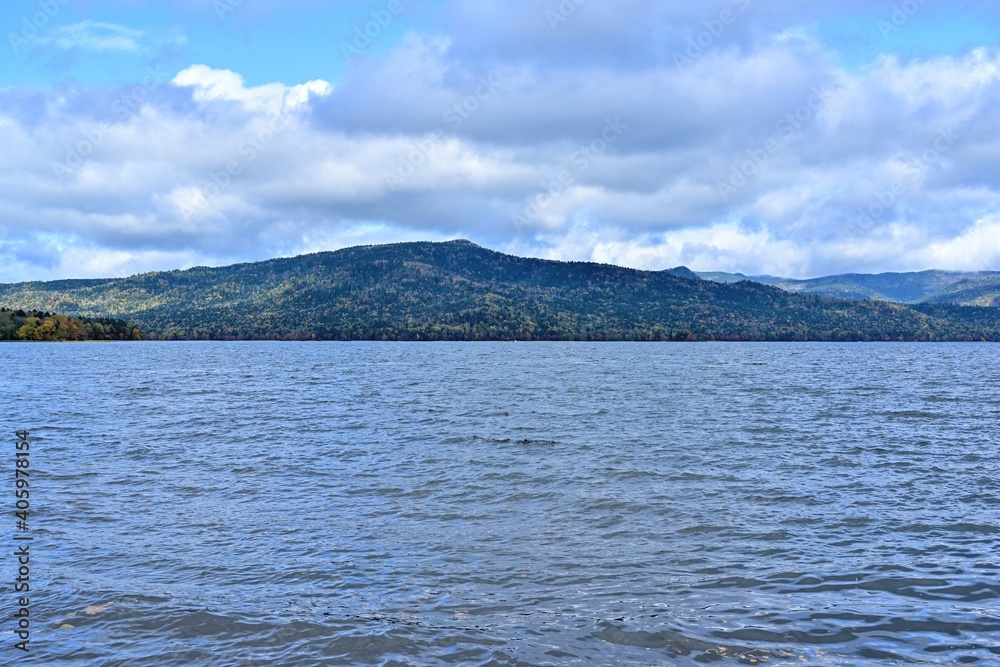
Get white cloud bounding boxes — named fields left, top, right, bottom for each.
left=172, top=65, right=333, bottom=115
left=505, top=221, right=809, bottom=276
left=3, top=22, right=1000, bottom=281
left=45, top=21, right=146, bottom=52
left=53, top=246, right=217, bottom=280
left=919, top=216, right=1000, bottom=271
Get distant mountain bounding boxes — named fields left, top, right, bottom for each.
left=695, top=271, right=788, bottom=285
left=663, top=266, right=702, bottom=281
left=1, top=240, right=999, bottom=341
left=698, top=269, right=1000, bottom=306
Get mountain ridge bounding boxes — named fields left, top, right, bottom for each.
left=697, top=269, right=1000, bottom=306
left=2, top=240, right=999, bottom=342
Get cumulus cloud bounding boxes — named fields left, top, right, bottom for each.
left=172, top=65, right=333, bottom=115
left=919, top=216, right=1000, bottom=270
left=2, top=2, right=1000, bottom=282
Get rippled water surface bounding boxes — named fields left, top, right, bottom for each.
left=2, top=342, right=999, bottom=666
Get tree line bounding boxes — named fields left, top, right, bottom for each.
left=0, top=309, right=143, bottom=342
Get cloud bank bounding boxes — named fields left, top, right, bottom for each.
left=1, top=0, right=1000, bottom=281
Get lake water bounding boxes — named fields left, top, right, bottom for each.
left=2, top=342, right=998, bottom=666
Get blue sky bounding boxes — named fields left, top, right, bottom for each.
left=2, top=0, right=1000, bottom=281
left=2, top=0, right=436, bottom=88
left=816, top=4, right=999, bottom=68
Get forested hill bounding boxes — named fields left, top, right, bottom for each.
left=0, top=240, right=999, bottom=341
left=0, top=309, right=142, bottom=341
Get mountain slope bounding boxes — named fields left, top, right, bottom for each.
left=1, top=240, right=999, bottom=341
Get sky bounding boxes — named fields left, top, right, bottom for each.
left=1, top=0, right=1000, bottom=282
